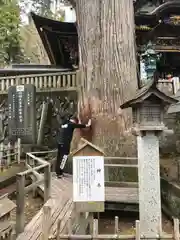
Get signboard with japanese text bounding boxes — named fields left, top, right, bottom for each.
left=73, top=155, right=105, bottom=212
left=8, top=84, right=36, bottom=144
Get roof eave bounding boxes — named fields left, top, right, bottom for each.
left=121, top=89, right=178, bottom=109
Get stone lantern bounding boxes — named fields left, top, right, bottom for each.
left=121, top=80, right=177, bottom=134
left=121, top=80, right=178, bottom=238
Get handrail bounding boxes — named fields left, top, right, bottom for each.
left=0, top=71, right=78, bottom=93
left=157, top=77, right=180, bottom=94
left=43, top=213, right=180, bottom=240
left=29, top=149, right=57, bottom=155
left=0, top=138, right=21, bottom=168
left=16, top=151, right=51, bottom=236
left=0, top=70, right=179, bottom=94
left=104, top=163, right=137, bottom=167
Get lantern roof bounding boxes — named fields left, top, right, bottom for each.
left=120, top=80, right=178, bottom=109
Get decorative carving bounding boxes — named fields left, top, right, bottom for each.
left=155, top=38, right=180, bottom=47
left=164, top=15, right=180, bottom=26
left=136, top=25, right=152, bottom=31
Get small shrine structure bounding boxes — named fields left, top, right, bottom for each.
left=72, top=138, right=105, bottom=213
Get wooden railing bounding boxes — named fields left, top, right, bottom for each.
left=47, top=214, right=180, bottom=240
left=104, top=156, right=138, bottom=186
left=0, top=70, right=179, bottom=96
left=0, top=70, right=179, bottom=95
left=0, top=194, right=15, bottom=239
left=0, top=138, right=21, bottom=170
left=157, top=78, right=180, bottom=95
left=16, top=152, right=51, bottom=235
left=0, top=71, right=78, bottom=93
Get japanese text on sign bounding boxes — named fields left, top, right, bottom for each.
left=73, top=156, right=104, bottom=202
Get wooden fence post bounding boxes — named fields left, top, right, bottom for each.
left=0, top=142, right=3, bottom=168
left=7, top=142, right=11, bottom=167
left=173, top=218, right=179, bottom=240
left=41, top=205, right=51, bottom=240
left=37, top=102, right=48, bottom=145
left=67, top=217, right=72, bottom=236
left=44, top=164, right=51, bottom=203
left=88, top=213, right=94, bottom=235
left=93, top=219, right=98, bottom=239
left=17, top=138, right=21, bottom=164
left=177, top=160, right=180, bottom=183
left=114, top=216, right=119, bottom=234
left=56, top=219, right=61, bottom=240
left=172, top=77, right=180, bottom=95
left=16, top=174, right=25, bottom=235
left=105, top=165, right=109, bottom=182
left=135, top=220, right=140, bottom=240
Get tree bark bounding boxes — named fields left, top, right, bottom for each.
left=73, top=0, right=138, bottom=156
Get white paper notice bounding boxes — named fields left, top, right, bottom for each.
left=73, top=156, right=105, bottom=202
left=16, top=85, right=24, bottom=92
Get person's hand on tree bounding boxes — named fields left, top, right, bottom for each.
left=86, top=119, right=92, bottom=127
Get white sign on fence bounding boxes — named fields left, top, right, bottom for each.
left=16, top=85, right=24, bottom=92
left=73, top=156, right=105, bottom=202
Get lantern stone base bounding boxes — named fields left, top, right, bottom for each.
left=137, top=132, right=162, bottom=237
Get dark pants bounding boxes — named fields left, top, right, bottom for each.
left=56, top=144, right=70, bottom=176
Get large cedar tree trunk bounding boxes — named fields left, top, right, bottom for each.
left=72, top=0, right=138, bottom=156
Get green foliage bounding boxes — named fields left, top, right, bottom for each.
left=30, top=0, right=65, bottom=21
left=20, top=22, right=50, bottom=64
left=19, top=0, right=65, bottom=64
left=0, top=0, right=23, bottom=66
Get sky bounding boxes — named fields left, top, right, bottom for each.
left=19, top=0, right=76, bottom=24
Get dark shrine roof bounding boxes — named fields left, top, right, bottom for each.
left=0, top=64, right=73, bottom=77
left=120, top=80, right=178, bottom=109
left=135, top=1, right=180, bottom=26
left=31, top=12, right=78, bottom=67
left=31, top=2, right=180, bottom=67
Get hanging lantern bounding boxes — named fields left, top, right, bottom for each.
left=140, top=41, right=159, bottom=86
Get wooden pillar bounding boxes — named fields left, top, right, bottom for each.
left=7, top=142, right=11, bottom=167
left=41, top=205, right=51, bottom=240
left=0, top=142, right=3, bottom=168
left=37, top=102, right=48, bottom=145
left=177, top=159, right=180, bottom=182
left=88, top=212, right=94, bottom=234
left=44, top=164, right=51, bottom=203
left=16, top=174, right=25, bottom=235
left=17, top=138, right=21, bottom=164
left=172, top=77, right=180, bottom=95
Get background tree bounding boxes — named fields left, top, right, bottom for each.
left=71, top=0, right=138, bottom=156
left=20, top=22, right=50, bottom=64
left=0, top=0, right=22, bottom=66
left=19, top=0, right=65, bottom=63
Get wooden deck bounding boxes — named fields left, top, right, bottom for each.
left=38, top=175, right=138, bottom=204
left=16, top=174, right=138, bottom=240
left=16, top=175, right=74, bottom=240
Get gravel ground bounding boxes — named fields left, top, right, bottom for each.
left=10, top=192, right=43, bottom=226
